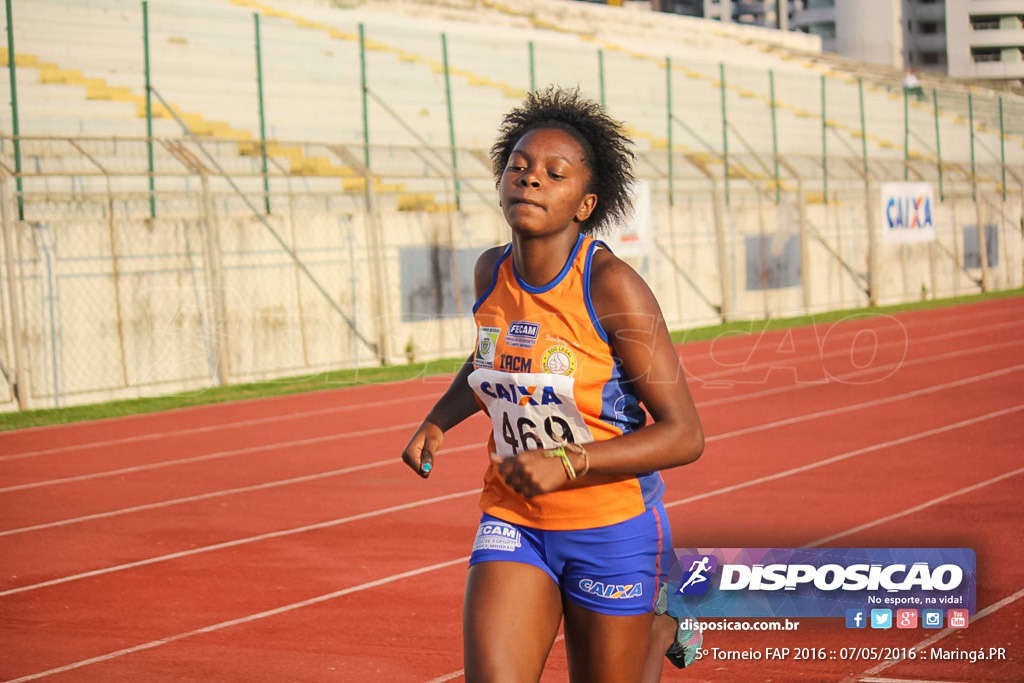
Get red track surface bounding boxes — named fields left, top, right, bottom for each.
left=1, top=298, right=1021, bottom=682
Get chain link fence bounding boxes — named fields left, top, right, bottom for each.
left=1, top=0, right=1022, bottom=410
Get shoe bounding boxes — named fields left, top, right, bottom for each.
left=654, top=582, right=703, bottom=668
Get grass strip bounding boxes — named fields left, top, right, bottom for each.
left=2, top=288, right=1020, bottom=432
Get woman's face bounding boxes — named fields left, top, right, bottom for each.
left=499, top=127, right=597, bottom=238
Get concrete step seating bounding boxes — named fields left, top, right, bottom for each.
left=2, top=0, right=1019, bottom=212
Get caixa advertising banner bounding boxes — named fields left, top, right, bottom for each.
left=666, top=548, right=975, bottom=620
left=880, top=182, right=937, bottom=243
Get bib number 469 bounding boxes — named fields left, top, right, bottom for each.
left=501, top=412, right=576, bottom=455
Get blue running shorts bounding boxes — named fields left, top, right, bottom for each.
left=469, top=502, right=673, bottom=616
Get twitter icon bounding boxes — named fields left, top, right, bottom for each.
left=870, top=609, right=892, bottom=629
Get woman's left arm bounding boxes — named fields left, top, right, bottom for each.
left=580, top=250, right=704, bottom=474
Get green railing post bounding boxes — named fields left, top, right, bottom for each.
left=4, top=0, right=23, bottom=219
left=359, top=23, right=370, bottom=168
left=597, top=48, right=606, bottom=108
left=441, top=33, right=461, bottom=211
left=143, top=0, right=155, bottom=218
left=821, top=74, right=827, bottom=205
left=903, top=87, right=910, bottom=180
left=968, top=92, right=976, bottom=201
left=769, top=69, right=779, bottom=203
left=933, top=88, right=944, bottom=201
left=528, top=40, right=535, bottom=93
left=254, top=12, right=270, bottom=214
left=720, top=63, right=729, bottom=206
left=666, top=56, right=673, bottom=207
left=858, top=77, right=868, bottom=186
left=999, top=96, right=1006, bottom=202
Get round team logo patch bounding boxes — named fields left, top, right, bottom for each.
left=541, top=345, right=577, bottom=376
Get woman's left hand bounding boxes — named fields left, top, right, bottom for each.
left=493, top=449, right=571, bottom=497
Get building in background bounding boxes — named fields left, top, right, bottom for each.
left=635, top=0, right=1024, bottom=84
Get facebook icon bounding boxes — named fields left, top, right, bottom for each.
left=846, top=609, right=867, bottom=629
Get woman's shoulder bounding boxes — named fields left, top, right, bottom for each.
left=588, top=242, right=660, bottom=322
left=473, top=244, right=510, bottom=297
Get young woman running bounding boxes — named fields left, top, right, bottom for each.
left=401, top=86, right=704, bottom=683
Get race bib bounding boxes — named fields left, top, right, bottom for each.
left=468, top=368, right=593, bottom=458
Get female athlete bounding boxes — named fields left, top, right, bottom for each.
left=401, top=86, right=705, bottom=683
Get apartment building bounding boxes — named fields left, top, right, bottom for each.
left=640, top=0, right=1024, bottom=83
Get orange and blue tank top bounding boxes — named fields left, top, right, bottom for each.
left=468, top=233, right=665, bottom=531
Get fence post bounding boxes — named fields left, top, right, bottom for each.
left=4, top=0, right=24, bottom=220
left=441, top=33, right=461, bottom=211
left=797, top=180, right=812, bottom=313
left=770, top=69, right=780, bottom=203
left=254, top=12, right=270, bottom=215
left=999, top=96, right=1006, bottom=202
left=867, top=180, right=879, bottom=305
left=359, top=23, right=370, bottom=168
left=712, top=177, right=732, bottom=322
left=142, top=0, right=155, bottom=219
left=528, top=40, right=536, bottom=92
left=719, top=63, right=730, bottom=206
left=858, top=77, right=868, bottom=188
left=0, top=171, right=28, bottom=409
left=968, top=92, right=990, bottom=291
left=821, top=74, right=828, bottom=205
left=666, top=56, right=674, bottom=206
left=199, top=171, right=229, bottom=386
left=903, top=88, right=910, bottom=181
left=932, top=88, right=944, bottom=201
left=597, top=48, right=606, bottom=107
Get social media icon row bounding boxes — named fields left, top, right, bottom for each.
left=845, top=608, right=968, bottom=629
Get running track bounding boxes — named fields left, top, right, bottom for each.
left=1, top=298, right=1021, bottom=682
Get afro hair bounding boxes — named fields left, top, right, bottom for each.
left=489, top=86, right=636, bottom=235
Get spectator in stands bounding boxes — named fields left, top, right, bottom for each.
left=401, top=87, right=705, bottom=682
left=903, top=68, right=927, bottom=102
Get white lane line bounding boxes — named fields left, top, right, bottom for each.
left=0, top=489, right=478, bottom=598
left=6, top=404, right=1021, bottom=599
left=5, top=354, right=1017, bottom=534
left=844, top=586, right=1024, bottom=683
left=0, top=441, right=487, bottom=537
left=421, top=461, right=1024, bottom=683
left=1, top=556, right=472, bottom=683
left=685, top=318, right=1023, bottom=383
left=697, top=339, right=1022, bottom=408
left=702, top=364, right=1024, bottom=443
left=8, top=356, right=1019, bottom=497
left=0, top=420, right=422, bottom=494
left=667, top=404, right=1024, bottom=510
left=4, top=315, right=1018, bottom=463
left=0, top=391, right=442, bottom=462
left=805, top=467, right=1024, bottom=547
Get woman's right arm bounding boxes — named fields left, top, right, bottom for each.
left=401, top=354, right=480, bottom=478
left=401, top=245, right=506, bottom=478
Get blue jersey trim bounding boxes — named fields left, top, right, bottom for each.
left=583, top=239, right=611, bottom=344
left=472, top=245, right=512, bottom=313
left=638, top=471, right=666, bottom=511
left=512, top=233, right=585, bottom=294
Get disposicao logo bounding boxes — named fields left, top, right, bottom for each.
left=667, top=548, right=976, bottom=620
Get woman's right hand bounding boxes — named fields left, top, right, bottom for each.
left=401, top=421, right=445, bottom=479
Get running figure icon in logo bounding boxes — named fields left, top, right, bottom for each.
left=677, top=555, right=718, bottom=595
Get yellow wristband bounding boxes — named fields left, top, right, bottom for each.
left=545, top=445, right=576, bottom=481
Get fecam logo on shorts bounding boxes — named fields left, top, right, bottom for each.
left=472, top=521, right=522, bottom=553
left=676, top=554, right=718, bottom=595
